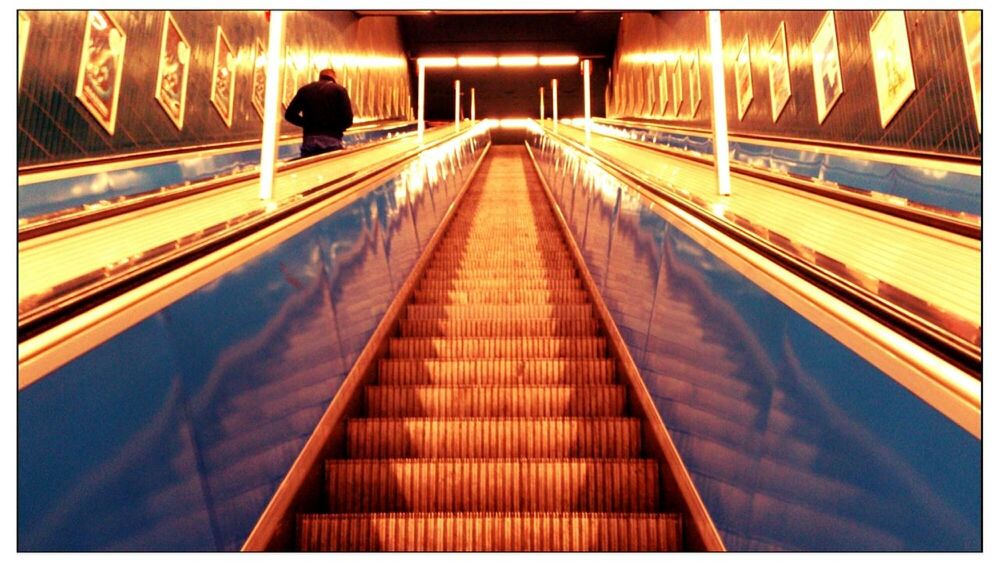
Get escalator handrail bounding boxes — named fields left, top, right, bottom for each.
left=18, top=123, right=426, bottom=242
left=536, top=129, right=982, bottom=378
left=577, top=122, right=980, bottom=239
left=17, top=125, right=481, bottom=353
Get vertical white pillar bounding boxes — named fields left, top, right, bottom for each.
left=539, top=86, right=545, bottom=122
left=259, top=10, right=284, bottom=202
left=583, top=59, right=592, bottom=143
left=454, top=79, right=461, bottom=132
left=417, top=60, right=426, bottom=144
left=471, top=87, right=476, bottom=123
left=552, top=78, right=559, bottom=133
left=708, top=10, right=732, bottom=196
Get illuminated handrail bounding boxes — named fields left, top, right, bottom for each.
left=528, top=128, right=980, bottom=437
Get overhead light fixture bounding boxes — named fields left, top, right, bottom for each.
left=539, top=55, right=580, bottom=66
left=458, top=56, right=498, bottom=67
left=419, top=57, right=457, bottom=67
left=498, top=55, right=539, bottom=67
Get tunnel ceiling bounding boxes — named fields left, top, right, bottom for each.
left=355, top=11, right=623, bottom=120
left=387, top=11, right=622, bottom=58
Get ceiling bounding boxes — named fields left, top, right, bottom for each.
left=391, top=12, right=622, bottom=58
left=355, top=11, right=623, bottom=119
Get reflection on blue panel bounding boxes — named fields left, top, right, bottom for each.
left=592, top=121, right=981, bottom=216
left=19, top=123, right=419, bottom=219
left=532, top=133, right=981, bottom=551
left=18, top=127, right=489, bottom=551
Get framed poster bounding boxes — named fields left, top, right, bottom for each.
left=75, top=10, right=127, bottom=135
left=154, top=12, right=191, bottom=130
left=688, top=51, right=702, bottom=118
left=282, top=48, right=296, bottom=109
left=251, top=39, right=266, bottom=119
left=768, top=21, right=792, bottom=122
left=19, top=12, right=30, bottom=88
left=869, top=11, right=916, bottom=128
left=735, top=34, right=753, bottom=120
left=672, top=58, right=683, bottom=117
left=643, top=64, right=656, bottom=117
left=811, top=10, right=844, bottom=124
left=958, top=10, right=981, bottom=132
left=210, top=26, right=236, bottom=127
left=657, top=62, right=669, bottom=116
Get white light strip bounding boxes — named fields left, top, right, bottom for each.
left=499, top=55, right=539, bottom=67
left=259, top=10, right=284, bottom=202
left=539, top=55, right=579, bottom=66
left=708, top=11, right=732, bottom=196
left=458, top=56, right=498, bottom=67
left=420, top=56, right=457, bottom=68
left=583, top=59, right=592, bottom=143
left=417, top=61, right=426, bottom=143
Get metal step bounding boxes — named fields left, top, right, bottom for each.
left=298, top=512, right=683, bottom=551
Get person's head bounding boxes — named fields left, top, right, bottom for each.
left=319, top=69, right=337, bottom=82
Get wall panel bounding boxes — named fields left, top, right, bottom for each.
left=17, top=11, right=413, bottom=167
left=609, top=11, right=980, bottom=158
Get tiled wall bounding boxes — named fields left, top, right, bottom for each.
left=17, top=11, right=413, bottom=167
left=609, top=11, right=981, bottom=158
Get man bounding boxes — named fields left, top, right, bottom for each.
left=284, top=68, right=354, bottom=158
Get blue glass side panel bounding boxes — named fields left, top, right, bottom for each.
left=533, top=135, right=981, bottom=551
left=18, top=315, right=216, bottom=551
left=19, top=123, right=419, bottom=219
left=19, top=131, right=487, bottom=551
left=595, top=122, right=981, bottom=216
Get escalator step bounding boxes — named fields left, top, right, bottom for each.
left=298, top=512, right=683, bottom=551
left=412, top=288, right=590, bottom=304
left=376, top=359, right=616, bottom=385
left=364, top=385, right=626, bottom=417
left=418, top=278, right=581, bottom=292
left=347, top=418, right=641, bottom=458
left=325, top=459, right=659, bottom=513
left=388, top=337, right=606, bottom=359
left=406, top=304, right=592, bottom=320
left=399, top=318, right=599, bottom=338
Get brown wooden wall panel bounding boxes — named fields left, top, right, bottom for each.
left=17, top=11, right=413, bottom=167
left=609, top=10, right=980, bottom=158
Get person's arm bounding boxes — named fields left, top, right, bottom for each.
left=284, top=91, right=305, bottom=128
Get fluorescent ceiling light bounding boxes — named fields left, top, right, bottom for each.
left=498, top=55, right=539, bottom=67
left=420, top=57, right=457, bottom=67
left=539, top=55, right=579, bottom=66
left=458, top=56, right=498, bottom=67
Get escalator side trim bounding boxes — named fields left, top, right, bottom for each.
left=530, top=137, right=980, bottom=438
left=525, top=142, right=727, bottom=552
left=17, top=131, right=482, bottom=389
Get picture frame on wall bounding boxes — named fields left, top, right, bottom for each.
left=672, top=58, right=683, bottom=117
left=688, top=51, right=702, bottom=118
left=75, top=10, right=127, bottom=135
left=735, top=34, right=753, bottom=120
left=251, top=39, right=266, bottom=120
left=657, top=61, right=669, bottom=117
left=282, top=48, right=297, bottom=109
left=154, top=12, right=191, bottom=130
left=958, top=10, right=981, bottom=132
left=768, top=21, right=792, bottom=122
left=210, top=26, right=236, bottom=127
left=811, top=10, right=844, bottom=124
left=19, top=12, right=30, bottom=88
left=869, top=11, right=916, bottom=128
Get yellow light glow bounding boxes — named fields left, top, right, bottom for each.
left=420, top=57, right=457, bottom=68
left=499, top=55, right=538, bottom=67
left=499, top=118, right=533, bottom=128
left=539, top=55, right=579, bottom=66
left=458, top=56, right=498, bottom=67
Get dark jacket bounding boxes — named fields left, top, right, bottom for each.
left=284, top=77, right=354, bottom=138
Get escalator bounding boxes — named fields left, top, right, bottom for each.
left=293, top=145, right=689, bottom=551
